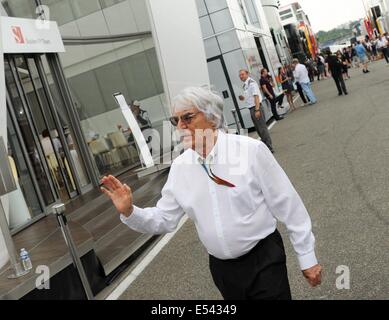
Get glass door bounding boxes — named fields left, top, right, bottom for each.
left=35, top=54, right=92, bottom=191
left=5, top=57, right=57, bottom=207
left=6, top=111, right=46, bottom=231
left=5, top=54, right=85, bottom=205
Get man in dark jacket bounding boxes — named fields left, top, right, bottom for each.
left=325, top=50, right=348, bottom=96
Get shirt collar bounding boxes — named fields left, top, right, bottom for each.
left=196, top=130, right=226, bottom=165
left=244, top=77, right=253, bottom=88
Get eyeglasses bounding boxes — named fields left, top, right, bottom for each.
left=169, top=112, right=200, bottom=127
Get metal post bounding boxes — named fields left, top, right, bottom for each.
left=231, top=109, right=242, bottom=134
left=52, top=204, right=94, bottom=300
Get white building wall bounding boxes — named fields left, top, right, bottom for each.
left=279, top=4, right=298, bottom=26
left=147, top=0, right=210, bottom=106
left=262, top=0, right=291, bottom=64
left=196, top=0, right=283, bottom=126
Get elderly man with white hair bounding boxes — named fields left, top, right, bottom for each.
left=101, top=87, right=322, bottom=300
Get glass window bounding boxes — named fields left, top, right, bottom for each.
left=41, top=0, right=75, bottom=26
left=236, top=0, right=249, bottom=25
left=200, top=15, right=215, bottom=38
left=60, top=41, right=166, bottom=177
left=244, top=0, right=260, bottom=26
left=279, top=9, right=292, bottom=16
left=281, top=14, right=294, bottom=21
left=94, top=63, right=130, bottom=112
left=204, top=0, right=227, bottom=13
left=119, top=50, right=162, bottom=101
left=99, top=0, right=126, bottom=9
left=7, top=112, right=43, bottom=230
left=69, top=71, right=107, bottom=120
left=145, top=49, right=165, bottom=94
left=40, top=0, right=102, bottom=25
left=0, top=0, right=37, bottom=18
left=204, top=37, right=221, bottom=59
left=195, top=0, right=208, bottom=17
left=217, top=30, right=241, bottom=53
left=210, top=8, right=234, bottom=34
left=69, top=0, right=101, bottom=19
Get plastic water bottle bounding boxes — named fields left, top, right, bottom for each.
left=20, top=248, right=32, bottom=271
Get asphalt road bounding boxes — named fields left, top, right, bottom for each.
left=120, top=60, right=389, bottom=300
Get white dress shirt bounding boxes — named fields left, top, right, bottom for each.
left=121, top=131, right=318, bottom=270
left=293, top=63, right=310, bottom=84
left=243, top=77, right=262, bottom=108
left=377, top=38, right=388, bottom=49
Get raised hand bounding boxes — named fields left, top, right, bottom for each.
left=100, top=175, right=133, bottom=217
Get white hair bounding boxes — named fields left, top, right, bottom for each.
left=171, top=86, right=227, bottom=130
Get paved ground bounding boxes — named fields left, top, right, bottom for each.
left=120, top=60, right=389, bottom=300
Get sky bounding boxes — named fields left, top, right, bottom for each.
left=280, top=0, right=367, bottom=32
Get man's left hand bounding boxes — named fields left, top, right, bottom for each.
left=302, top=264, right=322, bottom=287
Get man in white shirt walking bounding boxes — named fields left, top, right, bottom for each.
left=377, top=35, right=389, bottom=64
left=292, top=58, right=317, bottom=105
left=238, top=69, right=274, bottom=153
left=101, top=87, right=322, bottom=300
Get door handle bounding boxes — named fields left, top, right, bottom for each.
left=222, top=90, right=229, bottom=99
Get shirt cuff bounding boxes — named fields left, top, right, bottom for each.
left=298, top=251, right=318, bottom=270
left=120, top=206, right=143, bottom=228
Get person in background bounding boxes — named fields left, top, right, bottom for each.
left=286, top=63, right=310, bottom=106
left=292, top=58, right=317, bottom=105
left=278, top=66, right=297, bottom=112
left=351, top=44, right=359, bottom=68
left=130, top=100, right=151, bottom=131
left=63, top=126, right=75, bottom=150
left=370, top=38, right=378, bottom=61
left=355, top=41, right=370, bottom=74
left=326, top=50, right=348, bottom=96
left=260, top=68, right=285, bottom=121
left=239, top=69, right=274, bottom=153
left=296, top=81, right=310, bottom=106
left=101, top=86, right=322, bottom=300
left=364, top=39, right=373, bottom=62
left=337, top=50, right=350, bottom=79
left=316, top=54, right=326, bottom=81
left=343, top=47, right=352, bottom=67
left=41, top=129, right=62, bottom=156
left=377, top=35, right=389, bottom=64
left=307, top=58, right=316, bottom=82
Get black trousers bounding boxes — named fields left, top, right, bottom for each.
left=209, top=230, right=292, bottom=300
left=333, top=74, right=347, bottom=95
left=267, top=94, right=284, bottom=120
left=382, top=47, right=389, bottom=63
left=296, top=82, right=310, bottom=104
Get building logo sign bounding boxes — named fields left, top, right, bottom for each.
left=11, top=25, right=52, bottom=46
left=1, top=17, right=65, bottom=53
left=11, top=26, right=25, bottom=44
